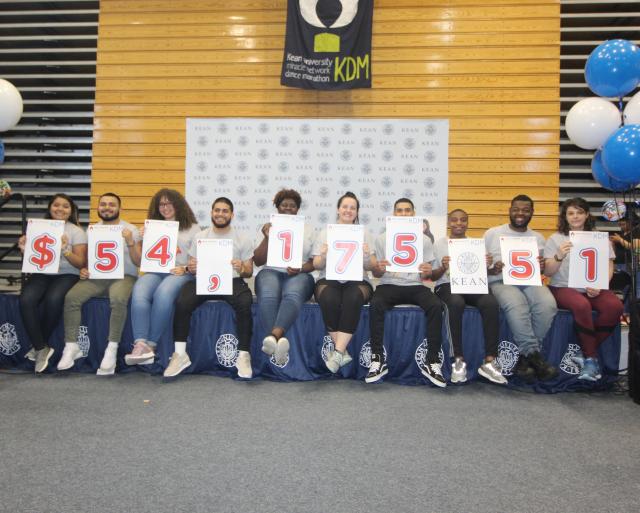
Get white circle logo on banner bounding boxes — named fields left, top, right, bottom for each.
left=560, top=343, right=582, bottom=375
left=215, top=333, right=239, bottom=368
left=0, top=323, right=20, bottom=356
left=77, top=325, right=90, bottom=357
left=497, top=341, right=520, bottom=376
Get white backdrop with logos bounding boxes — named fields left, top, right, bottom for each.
left=185, top=118, right=449, bottom=240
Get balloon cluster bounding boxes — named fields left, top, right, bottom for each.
left=565, top=39, right=640, bottom=193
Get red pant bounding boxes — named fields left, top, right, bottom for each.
left=549, top=286, right=623, bottom=358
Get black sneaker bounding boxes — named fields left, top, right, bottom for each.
left=365, top=353, right=388, bottom=383
left=527, top=351, right=559, bottom=381
left=419, top=361, right=447, bottom=388
left=514, top=355, right=536, bottom=383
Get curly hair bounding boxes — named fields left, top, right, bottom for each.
left=45, top=193, right=80, bottom=226
left=147, top=188, right=197, bottom=230
left=557, top=197, right=595, bottom=235
left=273, top=188, right=302, bottom=210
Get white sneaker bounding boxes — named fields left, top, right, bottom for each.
left=57, top=343, right=83, bottom=371
left=97, top=345, right=118, bottom=376
left=325, top=350, right=343, bottom=373
left=450, top=357, right=467, bottom=383
left=275, top=337, right=290, bottom=366
left=163, top=352, right=191, bottom=378
left=478, top=359, right=507, bottom=385
left=261, top=335, right=277, bottom=356
left=25, top=348, right=36, bottom=362
left=236, top=350, right=252, bottom=379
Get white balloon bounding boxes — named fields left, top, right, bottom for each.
left=0, top=79, right=23, bottom=132
left=565, top=97, right=622, bottom=150
left=624, top=91, right=640, bottom=125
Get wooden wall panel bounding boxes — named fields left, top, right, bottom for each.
left=93, top=0, right=560, bottom=235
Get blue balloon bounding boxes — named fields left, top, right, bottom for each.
left=592, top=149, right=630, bottom=192
left=601, top=124, right=640, bottom=186
left=585, top=39, right=640, bottom=97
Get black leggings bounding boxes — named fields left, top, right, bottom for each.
left=435, top=282, right=499, bottom=359
left=19, top=273, right=79, bottom=350
left=173, top=278, right=253, bottom=351
left=315, top=279, right=372, bottom=334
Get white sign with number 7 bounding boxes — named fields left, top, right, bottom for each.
left=385, top=216, right=423, bottom=273
left=568, top=231, right=610, bottom=290
left=140, top=219, right=179, bottom=273
left=499, top=236, right=542, bottom=286
left=326, top=224, right=364, bottom=282
left=266, top=214, right=305, bottom=269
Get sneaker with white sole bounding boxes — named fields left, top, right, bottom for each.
left=97, top=344, right=118, bottom=376
left=34, top=347, right=54, bottom=374
left=325, top=350, right=343, bottom=373
left=125, top=340, right=155, bottom=365
left=365, top=353, right=388, bottom=383
left=341, top=351, right=353, bottom=367
left=57, top=343, right=83, bottom=371
left=163, top=352, right=191, bottom=378
left=236, top=350, right=252, bottom=379
left=478, top=359, right=507, bottom=385
left=578, top=357, right=602, bottom=381
left=25, top=348, right=36, bottom=362
left=275, top=337, right=289, bottom=366
left=261, top=335, right=277, bottom=356
left=419, top=361, right=447, bottom=388
left=450, top=357, right=467, bottom=383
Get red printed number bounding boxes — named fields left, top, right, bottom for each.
left=278, top=230, right=293, bottom=262
left=95, top=241, right=118, bottom=272
left=146, top=236, right=172, bottom=267
left=508, top=250, right=534, bottom=280
left=392, top=233, right=417, bottom=267
left=579, top=248, right=597, bottom=283
left=208, top=274, right=220, bottom=292
left=333, top=241, right=358, bottom=274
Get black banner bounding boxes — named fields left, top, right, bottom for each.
left=281, top=0, right=373, bottom=90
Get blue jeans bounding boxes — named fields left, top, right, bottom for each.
left=489, top=281, right=557, bottom=356
left=255, top=269, right=314, bottom=335
left=130, top=272, right=193, bottom=347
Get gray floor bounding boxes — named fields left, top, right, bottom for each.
left=1, top=372, right=639, bottom=513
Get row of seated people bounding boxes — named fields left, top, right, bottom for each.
left=17, top=188, right=623, bottom=388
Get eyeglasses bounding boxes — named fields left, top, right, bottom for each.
left=159, top=202, right=173, bottom=208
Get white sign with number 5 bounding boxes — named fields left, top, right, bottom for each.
left=499, top=236, right=542, bottom=286
left=266, top=214, right=305, bottom=269
left=385, top=216, right=423, bottom=273
left=88, top=224, right=124, bottom=279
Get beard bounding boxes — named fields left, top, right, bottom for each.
left=98, top=210, right=119, bottom=222
left=212, top=217, right=231, bottom=229
left=509, top=214, right=530, bottom=229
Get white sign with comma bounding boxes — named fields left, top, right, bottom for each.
left=196, top=238, right=233, bottom=296
left=140, top=219, right=179, bottom=273
left=448, top=238, right=488, bottom=294
left=22, top=219, right=64, bottom=274
left=385, top=216, right=423, bottom=273
left=568, top=231, right=610, bottom=290
left=266, top=214, right=305, bottom=269
left=326, top=224, right=364, bottom=282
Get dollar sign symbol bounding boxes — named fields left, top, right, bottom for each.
left=30, top=234, right=56, bottom=270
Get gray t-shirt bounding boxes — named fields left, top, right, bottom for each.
left=254, top=223, right=314, bottom=273
left=59, top=222, right=87, bottom=276
left=484, top=223, right=546, bottom=284
left=433, top=236, right=450, bottom=287
left=176, top=224, right=201, bottom=266
left=96, top=220, right=141, bottom=277
left=312, top=226, right=373, bottom=281
left=373, top=231, right=435, bottom=287
left=544, top=231, right=615, bottom=289
left=189, top=226, right=253, bottom=279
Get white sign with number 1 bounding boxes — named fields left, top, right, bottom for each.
left=568, top=231, right=610, bottom=290
left=266, top=214, right=305, bottom=269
